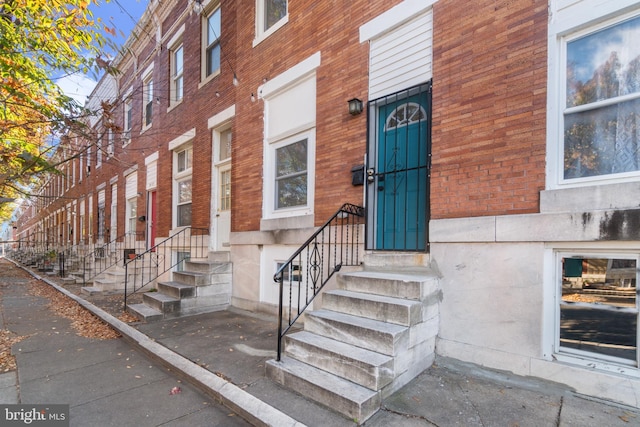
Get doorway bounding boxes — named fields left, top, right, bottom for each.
left=367, top=82, right=432, bottom=251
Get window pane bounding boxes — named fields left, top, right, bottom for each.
left=265, top=0, right=287, bottom=30
left=174, top=46, right=183, bottom=76
left=564, top=98, right=640, bottom=179
left=207, top=9, right=221, bottom=44
left=276, top=174, right=307, bottom=208
left=567, top=16, right=640, bottom=108
left=175, top=76, right=183, bottom=101
left=178, top=179, right=192, bottom=203
left=560, top=257, right=637, bottom=362
left=206, top=44, right=220, bottom=76
left=219, top=129, right=232, bottom=160
left=276, top=139, right=307, bottom=177
left=220, top=169, right=231, bottom=211
left=178, top=204, right=192, bottom=227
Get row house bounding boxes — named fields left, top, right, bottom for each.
left=11, top=0, right=640, bottom=421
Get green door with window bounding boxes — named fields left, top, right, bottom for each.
left=368, top=83, right=431, bottom=251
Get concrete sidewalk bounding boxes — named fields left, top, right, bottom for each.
left=4, top=258, right=640, bottom=426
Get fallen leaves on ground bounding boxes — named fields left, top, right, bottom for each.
left=0, top=329, right=27, bottom=373
left=27, top=280, right=121, bottom=340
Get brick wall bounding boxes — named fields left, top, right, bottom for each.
left=232, top=0, right=403, bottom=231
left=430, top=0, right=548, bottom=219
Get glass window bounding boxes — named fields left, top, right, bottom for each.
left=205, top=8, right=221, bottom=77
left=96, top=132, right=103, bottom=167
left=177, top=147, right=193, bottom=173
left=219, top=128, right=231, bottom=161
left=144, top=77, right=153, bottom=127
left=265, top=0, right=287, bottom=31
left=559, top=254, right=638, bottom=365
left=107, top=128, right=114, bottom=156
left=172, top=45, right=184, bottom=103
left=124, top=98, right=132, bottom=144
left=275, top=139, right=307, bottom=209
left=177, top=179, right=192, bottom=226
left=127, top=197, right=137, bottom=233
left=219, top=169, right=231, bottom=211
left=563, top=15, right=640, bottom=180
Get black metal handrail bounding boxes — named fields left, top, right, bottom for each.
left=82, top=231, right=143, bottom=285
left=273, top=203, right=365, bottom=361
left=124, top=227, right=209, bottom=309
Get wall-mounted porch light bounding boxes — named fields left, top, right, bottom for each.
left=191, top=0, right=204, bottom=14
left=348, top=98, right=363, bottom=115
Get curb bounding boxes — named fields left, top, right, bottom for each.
left=13, top=262, right=306, bottom=427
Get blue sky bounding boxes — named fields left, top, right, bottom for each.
left=58, top=0, right=149, bottom=104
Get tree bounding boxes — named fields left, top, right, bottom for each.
left=0, top=0, right=113, bottom=221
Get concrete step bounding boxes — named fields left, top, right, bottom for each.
left=143, top=292, right=180, bottom=315
left=322, top=289, right=423, bottom=327
left=127, top=303, right=162, bottom=322
left=337, top=270, right=439, bottom=300
left=266, top=356, right=380, bottom=424
left=92, top=279, right=123, bottom=292
left=305, top=309, right=408, bottom=356
left=157, top=281, right=195, bottom=299
left=284, top=331, right=394, bottom=390
left=173, top=270, right=231, bottom=286
left=184, top=260, right=231, bottom=274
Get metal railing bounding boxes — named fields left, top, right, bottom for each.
left=124, top=227, right=209, bottom=309
left=82, top=232, right=142, bottom=285
left=273, top=203, right=365, bottom=361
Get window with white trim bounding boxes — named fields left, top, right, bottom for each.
left=557, top=12, right=640, bottom=184
left=96, top=129, right=103, bottom=168
left=107, top=128, right=114, bottom=157
left=556, top=251, right=638, bottom=367
left=260, top=54, right=318, bottom=219
left=171, top=43, right=184, bottom=105
left=275, top=137, right=308, bottom=209
left=127, top=197, right=137, bottom=233
left=255, top=0, right=287, bottom=43
left=202, top=6, right=221, bottom=80
left=143, top=75, right=153, bottom=128
left=174, top=146, right=193, bottom=227
left=123, top=97, right=132, bottom=144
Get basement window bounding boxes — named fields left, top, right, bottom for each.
left=558, top=253, right=638, bottom=367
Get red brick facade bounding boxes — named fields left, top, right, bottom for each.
left=430, top=0, right=547, bottom=219
left=15, top=0, right=548, bottom=245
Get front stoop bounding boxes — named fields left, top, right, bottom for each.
left=266, top=255, right=440, bottom=424
left=127, top=254, right=232, bottom=321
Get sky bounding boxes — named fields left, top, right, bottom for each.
left=57, top=0, right=150, bottom=104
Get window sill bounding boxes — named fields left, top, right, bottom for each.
left=167, top=99, right=183, bottom=113
left=198, top=69, right=220, bottom=89
left=260, top=212, right=314, bottom=231
left=253, top=15, right=288, bottom=48
left=140, top=124, right=152, bottom=135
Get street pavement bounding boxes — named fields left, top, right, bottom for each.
left=1, top=257, right=640, bottom=426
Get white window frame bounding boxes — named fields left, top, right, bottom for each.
left=202, top=5, right=222, bottom=83
left=547, top=1, right=640, bottom=190
left=265, top=130, right=315, bottom=218
left=545, top=245, right=640, bottom=377
left=173, top=145, right=193, bottom=228
left=123, top=90, right=133, bottom=145
left=142, top=65, right=154, bottom=130
left=126, top=197, right=137, bottom=234
left=167, top=26, right=185, bottom=108
left=107, top=128, right=114, bottom=157
left=172, top=44, right=184, bottom=105
left=254, top=0, right=288, bottom=46
left=96, top=128, right=103, bottom=168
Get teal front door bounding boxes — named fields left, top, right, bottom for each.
left=368, top=83, right=431, bottom=251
